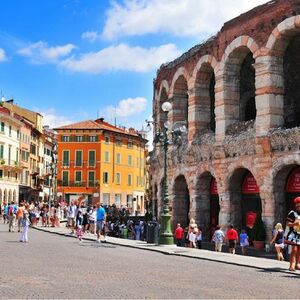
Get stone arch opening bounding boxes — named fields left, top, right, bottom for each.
left=8, top=190, right=12, bottom=202
left=194, top=63, right=216, bottom=134
left=158, top=87, right=169, bottom=130
left=172, top=75, right=188, bottom=129
left=274, top=164, right=300, bottom=226
left=283, top=33, right=300, bottom=128
left=195, top=172, right=219, bottom=239
left=172, top=175, right=190, bottom=230
left=4, top=189, right=7, bottom=203
left=229, top=169, right=261, bottom=233
left=224, top=47, right=256, bottom=133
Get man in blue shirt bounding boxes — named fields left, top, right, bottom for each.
left=96, top=203, right=106, bottom=243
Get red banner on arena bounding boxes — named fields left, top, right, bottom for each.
left=210, top=178, right=218, bottom=195
left=242, top=173, right=259, bottom=194
left=286, top=167, right=300, bottom=192
left=246, top=211, right=257, bottom=229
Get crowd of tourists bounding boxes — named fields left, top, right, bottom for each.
left=1, top=195, right=300, bottom=272
left=174, top=196, right=300, bottom=272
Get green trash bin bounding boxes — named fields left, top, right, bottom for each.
left=122, top=228, right=128, bottom=239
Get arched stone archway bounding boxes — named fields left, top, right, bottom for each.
left=170, top=74, right=188, bottom=129
left=172, top=175, right=190, bottom=230
left=8, top=190, right=12, bottom=203
left=195, top=172, right=219, bottom=239
left=158, top=87, right=169, bottom=130
left=190, top=60, right=216, bottom=138
left=229, top=168, right=261, bottom=232
left=273, top=164, right=300, bottom=226
left=223, top=47, right=256, bottom=131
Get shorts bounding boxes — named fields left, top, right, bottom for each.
left=275, top=243, right=284, bottom=249
left=229, top=240, right=236, bottom=248
left=96, top=220, right=104, bottom=232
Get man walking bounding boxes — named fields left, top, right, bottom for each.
left=174, top=223, right=184, bottom=247
left=212, top=225, right=225, bottom=252
left=8, top=201, right=17, bottom=232
left=96, top=203, right=106, bottom=243
left=226, top=224, right=239, bottom=254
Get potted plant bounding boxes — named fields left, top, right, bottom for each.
left=251, top=212, right=266, bottom=250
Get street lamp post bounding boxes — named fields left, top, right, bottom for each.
left=147, top=101, right=186, bottom=245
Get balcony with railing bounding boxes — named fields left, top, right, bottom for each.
left=57, top=180, right=99, bottom=188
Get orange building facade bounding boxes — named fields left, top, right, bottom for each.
left=55, top=118, right=147, bottom=213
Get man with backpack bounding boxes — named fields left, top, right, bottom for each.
left=8, top=201, right=18, bottom=232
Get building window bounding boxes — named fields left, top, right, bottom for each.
left=128, top=140, right=133, bottom=148
left=0, top=144, right=3, bottom=159
left=127, top=194, right=133, bottom=208
left=30, top=144, right=36, bottom=155
left=17, top=130, right=20, bottom=139
left=9, top=126, right=12, bottom=136
left=62, top=135, right=70, bottom=142
left=62, top=171, right=69, bottom=186
left=75, top=171, right=82, bottom=185
left=128, top=155, right=132, bottom=166
left=104, top=151, right=109, bottom=162
left=62, top=151, right=70, bottom=167
left=116, top=172, right=121, bottom=185
left=115, top=194, right=121, bottom=208
left=0, top=170, right=2, bottom=178
left=116, top=138, right=121, bottom=146
left=1, top=122, right=4, bottom=133
left=75, top=136, right=83, bottom=142
left=105, top=135, right=110, bottom=144
left=116, top=153, right=121, bottom=164
left=8, top=146, right=11, bottom=165
left=103, top=193, right=110, bottom=205
left=103, top=172, right=109, bottom=184
left=89, top=150, right=96, bottom=166
left=75, top=150, right=82, bottom=167
left=88, top=136, right=97, bottom=142
left=127, top=174, right=132, bottom=186
left=88, top=171, right=95, bottom=187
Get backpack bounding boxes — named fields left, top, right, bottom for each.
left=8, top=206, right=14, bottom=215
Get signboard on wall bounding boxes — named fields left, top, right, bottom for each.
left=242, top=173, right=259, bottom=194
left=286, top=167, right=300, bottom=192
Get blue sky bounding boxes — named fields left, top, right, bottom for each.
left=0, top=0, right=267, bottom=133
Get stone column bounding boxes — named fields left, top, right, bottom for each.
left=254, top=53, right=284, bottom=134
left=218, top=192, right=231, bottom=228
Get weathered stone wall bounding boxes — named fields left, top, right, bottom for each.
left=151, top=0, right=300, bottom=241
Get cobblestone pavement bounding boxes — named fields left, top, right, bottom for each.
left=0, top=223, right=299, bottom=299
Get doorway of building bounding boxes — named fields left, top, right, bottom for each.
left=210, top=178, right=220, bottom=238
left=241, top=172, right=261, bottom=240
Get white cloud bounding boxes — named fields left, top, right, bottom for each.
left=18, top=41, right=76, bottom=64
left=0, top=48, right=7, bottom=62
left=38, top=108, right=76, bottom=128
left=81, top=31, right=102, bottom=42
left=102, top=0, right=268, bottom=40
left=60, top=43, right=180, bottom=73
left=104, top=97, right=147, bottom=119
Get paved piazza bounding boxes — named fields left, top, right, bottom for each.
left=0, top=224, right=298, bottom=299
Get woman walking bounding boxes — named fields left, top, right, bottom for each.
left=286, top=197, right=300, bottom=271
left=270, top=223, right=284, bottom=261
left=20, top=205, right=30, bottom=243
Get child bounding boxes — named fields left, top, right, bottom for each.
left=76, top=224, right=83, bottom=242
left=240, top=229, right=249, bottom=255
